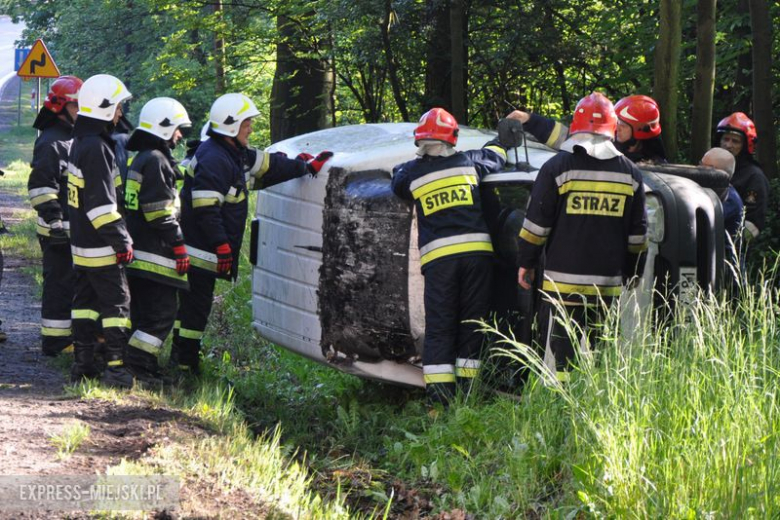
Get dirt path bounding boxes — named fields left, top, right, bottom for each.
left=0, top=182, right=193, bottom=520
left=0, top=81, right=259, bottom=519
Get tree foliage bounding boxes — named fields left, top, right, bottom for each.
left=0, top=0, right=777, bottom=164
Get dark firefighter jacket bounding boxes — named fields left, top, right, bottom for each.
left=523, top=113, right=667, bottom=164
left=732, top=154, right=769, bottom=238
left=517, top=147, right=648, bottom=302
left=28, top=115, right=73, bottom=238
left=124, top=131, right=187, bottom=289
left=390, top=142, right=507, bottom=271
left=67, top=116, right=132, bottom=269
left=180, top=135, right=311, bottom=279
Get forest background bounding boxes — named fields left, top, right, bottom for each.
left=6, top=0, right=776, bottom=258
left=2, top=2, right=780, bottom=517
left=1, top=0, right=777, bottom=171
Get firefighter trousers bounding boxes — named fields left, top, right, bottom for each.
left=39, top=237, right=75, bottom=355
left=172, top=270, right=216, bottom=372
left=422, top=255, right=493, bottom=403
left=72, top=266, right=131, bottom=368
left=127, top=276, right=178, bottom=372
left=538, top=298, right=610, bottom=382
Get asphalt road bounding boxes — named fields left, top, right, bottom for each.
left=0, top=15, right=24, bottom=88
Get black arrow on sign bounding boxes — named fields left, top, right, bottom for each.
left=30, top=53, right=46, bottom=74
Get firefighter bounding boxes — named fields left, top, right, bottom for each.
left=113, top=112, right=135, bottom=185
left=701, top=147, right=743, bottom=241
left=391, top=108, right=508, bottom=405
left=171, top=93, right=332, bottom=375
left=67, top=74, right=135, bottom=388
left=28, top=75, right=83, bottom=356
left=701, top=147, right=743, bottom=272
left=716, top=112, right=769, bottom=240
left=516, top=93, right=648, bottom=382
left=123, top=97, right=192, bottom=383
left=507, top=94, right=667, bottom=164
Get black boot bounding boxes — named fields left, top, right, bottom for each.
left=100, top=344, right=134, bottom=389
left=126, top=347, right=169, bottom=388
left=93, top=336, right=107, bottom=372
left=70, top=344, right=100, bottom=382
left=168, top=339, right=201, bottom=376
left=426, top=382, right=455, bottom=409
left=101, top=364, right=135, bottom=389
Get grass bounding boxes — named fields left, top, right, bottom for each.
left=0, top=78, right=37, bottom=166
left=3, top=123, right=780, bottom=516
left=195, top=231, right=780, bottom=517
left=0, top=113, right=41, bottom=285
left=50, top=420, right=91, bottom=459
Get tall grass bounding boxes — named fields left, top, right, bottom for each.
left=189, top=209, right=780, bottom=516
left=467, top=273, right=780, bottom=517
left=4, top=120, right=778, bottom=515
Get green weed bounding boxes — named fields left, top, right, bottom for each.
left=50, top=420, right=91, bottom=459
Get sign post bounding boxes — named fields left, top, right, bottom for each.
left=14, top=48, right=30, bottom=126
left=16, top=39, right=60, bottom=79
left=17, top=40, right=61, bottom=134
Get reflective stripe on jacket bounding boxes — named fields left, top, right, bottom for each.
left=391, top=144, right=506, bottom=271
left=517, top=148, right=648, bottom=301
left=125, top=142, right=188, bottom=289
left=67, top=117, right=132, bottom=269
left=179, top=136, right=310, bottom=279
left=28, top=118, right=74, bottom=237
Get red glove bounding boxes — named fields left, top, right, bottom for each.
left=215, top=243, right=232, bottom=275
left=304, top=151, right=333, bottom=176
left=116, top=246, right=134, bottom=265
left=172, top=244, right=190, bottom=275
left=296, top=152, right=314, bottom=162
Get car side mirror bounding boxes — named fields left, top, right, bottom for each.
left=497, top=118, right=525, bottom=149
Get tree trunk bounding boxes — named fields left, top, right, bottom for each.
left=653, top=0, right=682, bottom=160
left=690, top=0, right=717, bottom=163
left=449, top=0, right=466, bottom=123
left=553, top=61, right=570, bottom=115
left=270, top=14, right=334, bottom=143
left=213, top=0, right=226, bottom=95
left=423, top=0, right=451, bottom=112
left=731, top=0, right=753, bottom=113
left=748, top=0, right=777, bottom=178
left=380, top=0, right=409, bottom=121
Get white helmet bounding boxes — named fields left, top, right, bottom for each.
left=137, top=97, right=191, bottom=141
left=208, top=93, right=260, bottom=137
left=77, top=74, right=132, bottom=122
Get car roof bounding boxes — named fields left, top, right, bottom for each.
left=267, top=122, right=558, bottom=174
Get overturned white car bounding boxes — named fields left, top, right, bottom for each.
left=250, top=123, right=726, bottom=387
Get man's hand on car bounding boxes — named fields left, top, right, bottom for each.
left=506, top=110, right=530, bottom=124
left=304, top=151, right=334, bottom=177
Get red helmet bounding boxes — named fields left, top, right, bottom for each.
left=569, top=92, right=617, bottom=139
left=44, top=75, right=83, bottom=114
left=414, top=107, right=459, bottom=146
left=615, top=95, right=661, bottom=140
left=716, top=112, right=757, bottom=154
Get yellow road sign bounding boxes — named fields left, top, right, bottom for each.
left=17, top=39, right=60, bottom=79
